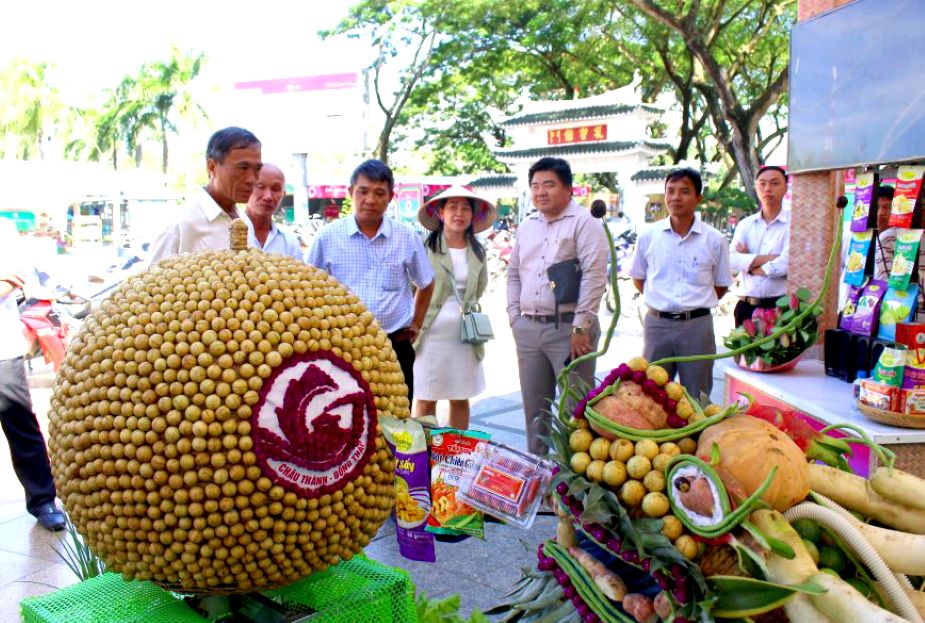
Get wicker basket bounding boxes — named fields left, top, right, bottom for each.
left=858, top=403, right=925, bottom=429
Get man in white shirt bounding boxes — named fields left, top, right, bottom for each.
left=729, top=165, right=790, bottom=326
left=149, top=127, right=262, bottom=263
left=243, top=163, right=302, bottom=260
left=630, top=168, right=731, bottom=399
left=0, top=220, right=66, bottom=531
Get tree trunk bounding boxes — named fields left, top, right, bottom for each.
left=134, top=144, right=143, bottom=168
left=161, top=126, right=168, bottom=175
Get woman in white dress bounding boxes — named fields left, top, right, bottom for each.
left=413, top=186, right=496, bottom=429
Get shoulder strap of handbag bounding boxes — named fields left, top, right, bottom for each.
left=442, top=263, right=479, bottom=314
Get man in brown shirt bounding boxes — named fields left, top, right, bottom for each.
left=507, top=157, right=609, bottom=456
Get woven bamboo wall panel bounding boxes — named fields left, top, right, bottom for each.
left=789, top=171, right=842, bottom=339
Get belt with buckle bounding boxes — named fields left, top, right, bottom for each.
left=740, top=296, right=781, bottom=308
left=522, top=312, right=576, bottom=324
left=648, top=308, right=710, bottom=321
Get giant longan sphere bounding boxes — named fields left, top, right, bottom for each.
left=47, top=248, right=409, bottom=593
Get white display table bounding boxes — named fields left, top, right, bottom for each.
left=724, top=359, right=925, bottom=476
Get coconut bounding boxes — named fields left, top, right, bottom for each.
left=695, top=415, right=809, bottom=512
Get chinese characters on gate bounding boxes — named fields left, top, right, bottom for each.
left=546, top=124, right=608, bottom=146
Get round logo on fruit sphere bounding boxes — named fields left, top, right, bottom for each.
left=252, top=350, right=377, bottom=497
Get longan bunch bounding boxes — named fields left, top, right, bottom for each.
left=569, top=428, right=702, bottom=560
left=47, top=248, right=409, bottom=593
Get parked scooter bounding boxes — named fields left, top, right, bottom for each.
left=17, top=270, right=91, bottom=373
left=604, top=229, right=639, bottom=314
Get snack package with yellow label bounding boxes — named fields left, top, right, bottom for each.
left=851, top=172, right=878, bottom=232
left=381, top=416, right=436, bottom=562
left=843, top=231, right=873, bottom=286
left=889, top=165, right=925, bottom=229
left=889, top=229, right=924, bottom=289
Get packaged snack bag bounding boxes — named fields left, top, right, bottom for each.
left=381, top=416, right=436, bottom=562
left=847, top=279, right=887, bottom=336
left=851, top=172, right=877, bottom=232
left=902, top=388, right=925, bottom=416
left=839, top=284, right=865, bottom=332
left=873, top=346, right=907, bottom=388
left=843, top=231, right=874, bottom=286
left=426, top=428, right=489, bottom=539
left=457, top=441, right=554, bottom=529
left=858, top=378, right=898, bottom=411
left=888, top=165, right=925, bottom=229
left=877, top=285, right=920, bottom=342
left=902, top=346, right=925, bottom=390
left=888, top=229, right=924, bottom=289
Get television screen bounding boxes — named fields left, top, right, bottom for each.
left=788, top=0, right=925, bottom=173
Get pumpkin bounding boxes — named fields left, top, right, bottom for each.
left=695, top=415, right=809, bottom=512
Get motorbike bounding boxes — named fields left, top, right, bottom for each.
left=604, top=229, right=639, bottom=314
left=17, top=269, right=92, bottom=373
left=485, top=230, right=513, bottom=290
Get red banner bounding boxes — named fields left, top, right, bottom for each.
left=547, top=124, right=607, bottom=145
left=308, top=185, right=350, bottom=199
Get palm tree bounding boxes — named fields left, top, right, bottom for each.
left=0, top=58, right=64, bottom=160
left=134, top=48, right=207, bottom=174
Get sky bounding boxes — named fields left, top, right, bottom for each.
left=1, top=0, right=367, bottom=106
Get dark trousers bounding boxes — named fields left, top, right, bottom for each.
left=0, top=357, right=57, bottom=515
left=388, top=330, right=416, bottom=402
left=733, top=300, right=776, bottom=327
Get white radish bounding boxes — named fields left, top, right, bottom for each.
left=809, top=464, right=925, bottom=534
left=871, top=467, right=925, bottom=511
left=750, top=510, right=835, bottom=623
left=808, top=571, right=912, bottom=623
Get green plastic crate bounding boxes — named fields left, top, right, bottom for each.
left=21, top=556, right=417, bottom=623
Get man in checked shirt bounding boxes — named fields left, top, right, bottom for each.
left=729, top=165, right=790, bottom=327
left=507, top=157, right=609, bottom=456
left=307, top=160, right=435, bottom=401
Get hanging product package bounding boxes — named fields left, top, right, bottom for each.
left=839, top=283, right=865, bottom=332
left=877, top=284, right=920, bottom=342
left=851, top=172, right=878, bottom=232
left=426, top=428, right=490, bottom=539
left=888, top=165, right=925, bottom=229
left=846, top=278, right=888, bottom=337
left=381, top=416, right=436, bottom=562
left=888, top=229, right=923, bottom=289
left=843, top=231, right=874, bottom=286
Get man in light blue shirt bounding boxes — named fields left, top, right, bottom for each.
left=307, top=160, right=435, bottom=400
left=243, top=163, right=302, bottom=260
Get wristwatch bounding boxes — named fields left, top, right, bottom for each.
left=571, top=326, right=588, bottom=336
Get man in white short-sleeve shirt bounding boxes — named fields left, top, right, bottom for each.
left=629, top=168, right=731, bottom=399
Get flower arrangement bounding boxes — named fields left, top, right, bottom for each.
left=724, top=287, right=821, bottom=371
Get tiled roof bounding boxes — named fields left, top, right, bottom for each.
left=495, top=140, right=669, bottom=161
left=630, top=167, right=672, bottom=182
left=468, top=175, right=517, bottom=188
left=631, top=166, right=714, bottom=182
left=500, top=103, right=662, bottom=127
